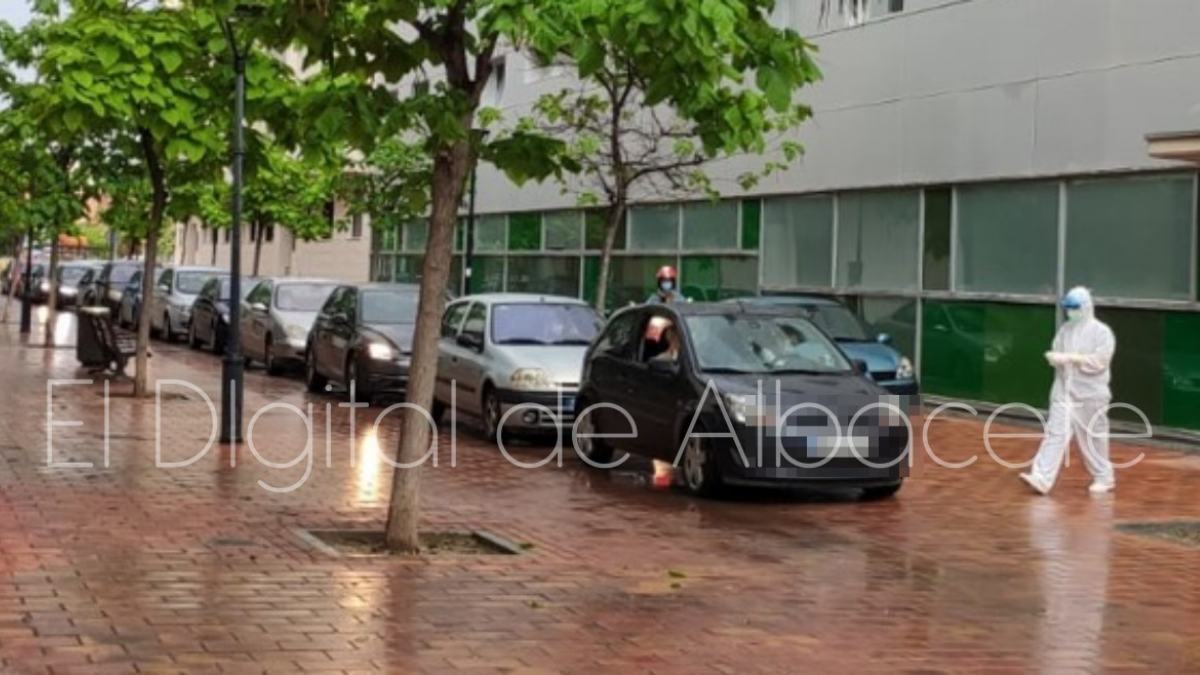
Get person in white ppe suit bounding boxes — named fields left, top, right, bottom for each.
left=1020, top=287, right=1116, bottom=495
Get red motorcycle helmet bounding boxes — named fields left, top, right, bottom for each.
left=655, top=265, right=678, bottom=282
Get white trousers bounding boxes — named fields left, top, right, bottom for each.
left=1031, top=396, right=1114, bottom=486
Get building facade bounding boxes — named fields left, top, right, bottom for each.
left=369, top=0, right=1200, bottom=432
left=174, top=201, right=373, bottom=283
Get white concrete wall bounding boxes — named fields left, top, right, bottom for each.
left=471, top=0, right=1200, bottom=212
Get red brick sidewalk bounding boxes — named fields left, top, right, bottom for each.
left=1, top=318, right=1199, bottom=673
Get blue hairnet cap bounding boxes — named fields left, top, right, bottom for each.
left=1061, top=288, right=1087, bottom=309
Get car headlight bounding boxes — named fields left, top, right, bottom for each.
left=60, top=287, right=76, bottom=296
left=39, top=281, right=50, bottom=292
left=509, top=368, right=555, bottom=391
left=367, top=342, right=395, bottom=361
left=896, top=356, right=914, bottom=379
left=285, top=324, right=308, bottom=341
left=723, top=393, right=762, bottom=426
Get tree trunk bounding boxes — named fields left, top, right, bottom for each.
left=594, top=201, right=625, bottom=314
left=2, top=236, right=22, bottom=322
left=43, top=236, right=60, bottom=346
left=384, top=137, right=474, bottom=553
left=135, top=128, right=167, bottom=398
left=252, top=216, right=263, bottom=277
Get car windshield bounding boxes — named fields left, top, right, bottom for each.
left=176, top=272, right=217, bottom=294
left=805, top=304, right=871, bottom=342
left=109, top=265, right=139, bottom=284
left=491, top=303, right=601, bottom=346
left=360, top=290, right=419, bottom=324
left=685, top=314, right=852, bottom=374
left=218, top=278, right=258, bottom=302
left=59, top=266, right=88, bottom=283
left=276, top=283, right=337, bottom=312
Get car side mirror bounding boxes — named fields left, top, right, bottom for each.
left=648, top=358, right=678, bottom=375
left=457, top=333, right=483, bottom=351
left=853, top=359, right=870, bottom=375
left=249, top=302, right=267, bottom=313
left=157, top=283, right=170, bottom=292
left=876, top=333, right=892, bottom=345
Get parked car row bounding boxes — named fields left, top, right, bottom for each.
left=74, top=264, right=919, bottom=500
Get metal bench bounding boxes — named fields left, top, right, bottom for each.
left=77, top=307, right=143, bottom=377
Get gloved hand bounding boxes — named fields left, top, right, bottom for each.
left=1044, top=351, right=1070, bottom=367
left=1062, top=352, right=1089, bottom=365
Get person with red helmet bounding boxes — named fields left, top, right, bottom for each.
left=646, top=265, right=684, bottom=304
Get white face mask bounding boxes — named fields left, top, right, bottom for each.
left=1066, top=308, right=1084, bottom=322
left=659, top=280, right=674, bottom=292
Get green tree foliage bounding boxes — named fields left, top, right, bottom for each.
left=525, top=0, right=820, bottom=311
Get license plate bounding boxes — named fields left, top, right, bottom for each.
left=806, top=436, right=872, bottom=459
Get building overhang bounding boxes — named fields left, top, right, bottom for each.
left=1146, top=130, right=1200, bottom=165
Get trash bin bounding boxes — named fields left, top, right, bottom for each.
left=76, top=307, right=110, bottom=367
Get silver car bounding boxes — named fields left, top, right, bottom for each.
left=435, top=293, right=603, bottom=439
left=241, top=277, right=339, bottom=374
left=151, top=265, right=226, bottom=342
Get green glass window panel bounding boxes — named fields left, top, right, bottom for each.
left=762, top=195, right=833, bottom=288
left=372, top=254, right=394, bottom=282
left=403, top=218, right=428, bottom=252
left=836, top=190, right=920, bottom=291
left=455, top=219, right=466, bottom=252
left=1094, top=307, right=1164, bottom=426
left=583, top=256, right=600, bottom=307
left=507, top=257, right=580, bottom=297
left=922, top=188, right=951, bottom=291
left=741, top=199, right=761, bottom=251
left=850, top=295, right=917, bottom=363
left=680, top=256, right=758, bottom=302
left=681, top=201, right=739, bottom=250
left=394, top=255, right=424, bottom=283
left=474, top=214, right=506, bottom=252
left=1066, top=174, right=1194, bottom=300
left=957, top=182, right=1058, bottom=295
left=449, top=256, right=463, bottom=295
left=508, top=212, right=542, bottom=251
left=920, top=301, right=1056, bottom=407
left=545, top=211, right=582, bottom=251
left=1163, top=311, right=1200, bottom=430
left=378, top=224, right=399, bottom=252
left=629, top=204, right=679, bottom=250
left=584, top=210, right=626, bottom=251
left=469, top=256, right=505, bottom=293
left=609, top=256, right=676, bottom=307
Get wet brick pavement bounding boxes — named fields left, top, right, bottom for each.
left=1, top=313, right=1199, bottom=673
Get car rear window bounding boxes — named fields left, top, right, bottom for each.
left=276, top=283, right=338, bottom=312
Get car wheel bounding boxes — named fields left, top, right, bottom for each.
left=482, top=386, right=502, bottom=442
left=210, top=321, right=222, bottom=355
left=345, top=354, right=372, bottom=404
left=187, top=321, right=199, bottom=349
left=860, top=482, right=903, bottom=501
left=161, top=313, right=175, bottom=342
left=305, top=347, right=327, bottom=393
left=430, top=400, right=446, bottom=424
left=681, top=435, right=723, bottom=498
left=574, top=401, right=614, bottom=465
left=264, top=335, right=282, bottom=376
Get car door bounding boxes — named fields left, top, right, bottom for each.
left=241, top=281, right=272, bottom=359
left=584, top=310, right=643, bottom=435
left=448, top=302, right=487, bottom=415
left=627, top=309, right=688, bottom=459
left=435, top=300, right=471, bottom=406
left=310, top=287, right=343, bottom=377
left=152, top=269, right=173, bottom=329
left=195, top=279, right=218, bottom=342
left=325, top=287, right=357, bottom=379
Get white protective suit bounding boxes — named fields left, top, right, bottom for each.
left=1027, top=287, right=1116, bottom=491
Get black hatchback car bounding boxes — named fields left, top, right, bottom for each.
left=575, top=303, right=911, bottom=498
left=188, top=275, right=260, bottom=353
left=305, top=283, right=421, bottom=401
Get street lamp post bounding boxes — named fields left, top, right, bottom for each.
left=461, top=129, right=489, bottom=296
left=19, top=226, right=33, bottom=335
left=219, top=14, right=253, bottom=444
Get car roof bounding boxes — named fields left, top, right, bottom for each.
left=727, top=294, right=842, bottom=307
left=616, top=301, right=815, bottom=320
left=267, top=277, right=338, bottom=286
left=454, top=293, right=591, bottom=306
left=353, top=282, right=422, bottom=292
left=170, top=265, right=227, bottom=273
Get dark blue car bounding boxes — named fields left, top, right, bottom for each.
left=729, top=295, right=919, bottom=397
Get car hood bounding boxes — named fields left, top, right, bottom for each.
left=274, top=309, right=318, bottom=332
left=364, top=323, right=416, bottom=353
left=706, top=372, right=887, bottom=418
left=836, top=341, right=902, bottom=373
left=495, top=345, right=588, bottom=386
